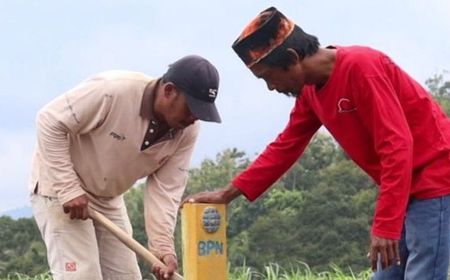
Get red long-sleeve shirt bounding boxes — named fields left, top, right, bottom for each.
left=232, top=46, right=450, bottom=239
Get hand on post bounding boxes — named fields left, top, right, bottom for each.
left=180, top=184, right=242, bottom=207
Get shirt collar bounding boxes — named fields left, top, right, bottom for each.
left=140, top=78, right=159, bottom=120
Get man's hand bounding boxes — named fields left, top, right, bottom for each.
left=369, top=234, right=401, bottom=271
left=181, top=184, right=242, bottom=207
left=152, top=254, right=178, bottom=280
left=62, top=194, right=89, bottom=220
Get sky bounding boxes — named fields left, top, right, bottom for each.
left=0, top=0, right=449, bottom=213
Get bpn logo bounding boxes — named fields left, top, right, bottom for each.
left=198, top=207, right=224, bottom=256
left=198, top=240, right=224, bottom=256
left=202, top=207, right=221, bottom=233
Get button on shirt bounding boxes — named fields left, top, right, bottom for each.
left=139, top=80, right=177, bottom=151
left=141, top=122, right=172, bottom=150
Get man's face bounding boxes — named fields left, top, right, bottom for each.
left=250, top=63, right=304, bottom=97
left=163, top=88, right=198, bottom=129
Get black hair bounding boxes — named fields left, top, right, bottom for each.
left=260, top=25, right=320, bottom=69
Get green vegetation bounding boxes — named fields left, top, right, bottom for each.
left=426, top=71, right=450, bottom=112
left=0, top=73, right=448, bottom=279
left=3, top=265, right=371, bottom=280
left=2, top=272, right=52, bottom=280
left=229, top=263, right=372, bottom=280
left=0, top=217, right=47, bottom=277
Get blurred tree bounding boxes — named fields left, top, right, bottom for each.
left=242, top=140, right=377, bottom=272
left=186, top=148, right=249, bottom=195
left=426, top=71, right=450, bottom=114
left=0, top=216, right=48, bottom=277
left=281, top=133, right=338, bottom=191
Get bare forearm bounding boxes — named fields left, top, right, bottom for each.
left=221, top=183, right=242, bottom=204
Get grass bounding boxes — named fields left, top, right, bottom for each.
left=3, top=264, right=371, bottom=280
left=2, top=272, right=52, bottom=280
left=229, top=263, right=371, bottom=280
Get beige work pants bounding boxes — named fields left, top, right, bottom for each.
left=31, top=194, right=142, bottom=280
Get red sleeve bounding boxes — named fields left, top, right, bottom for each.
left=232, top=93, right=321, bottom=201
left=355, top=71, right=413, bottom=240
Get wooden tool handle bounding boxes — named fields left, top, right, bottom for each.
left=88, top=208, right=184, bottom=280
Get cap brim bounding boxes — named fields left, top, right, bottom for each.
left=185, top=94, right=221, bottom=123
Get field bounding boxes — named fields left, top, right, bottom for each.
left=3, top=263, right=372, bottom=280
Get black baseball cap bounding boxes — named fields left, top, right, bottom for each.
left=162, top=55, right=221, bottom=123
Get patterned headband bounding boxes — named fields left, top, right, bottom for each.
left=232, top=7, right=295, bottom=67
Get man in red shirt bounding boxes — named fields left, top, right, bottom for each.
left=183, top=7, right=450, bottom=280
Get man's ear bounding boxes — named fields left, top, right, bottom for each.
left=286, top=48, right=301, bottom=63
left=163, top=82, right=177, bottom=98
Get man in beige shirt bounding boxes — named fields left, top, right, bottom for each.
left=30, top=55, right=221, bottom=280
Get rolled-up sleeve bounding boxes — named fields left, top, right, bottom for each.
left=144, top=122, right=200, bottom=258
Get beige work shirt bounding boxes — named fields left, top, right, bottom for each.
left=29, top=70, right=200, bottom=258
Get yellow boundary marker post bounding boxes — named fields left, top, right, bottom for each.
left=181, top=203, right=228, bottom=280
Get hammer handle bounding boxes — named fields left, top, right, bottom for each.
left=88, top=208, right=183, bottom=280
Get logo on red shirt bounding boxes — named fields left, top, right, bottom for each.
left=338, top=98, right=357, bottom=113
